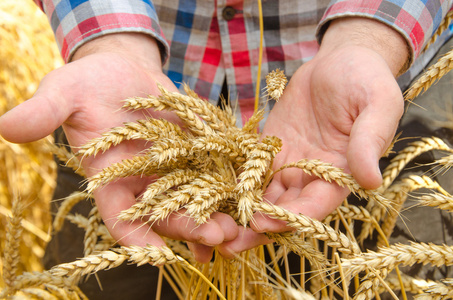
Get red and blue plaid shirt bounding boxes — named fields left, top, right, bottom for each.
left=35, top=0, right=453, bottom=127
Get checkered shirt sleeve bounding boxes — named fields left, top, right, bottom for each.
left=34, top=0, right=169, bottom=63
left=319, top=0, right=453, bottom=64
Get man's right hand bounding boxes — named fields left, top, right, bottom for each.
left=0, top=33, right=238, bottom=262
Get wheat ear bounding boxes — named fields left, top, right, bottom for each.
left=83, top=206, right=101, bottom=256
left=49, top=143, right=85, bottom=177
left=2, top=198, right=26, bottom=296
left=381, top=137, right=452, bottom=190
left=422, top=10, right=453, bottom=52
left=378, top=175, right=448, bottom=246
left=86, top=155, right=152, bottom=193
left=255, top=201, right=361, bottom=255
left=53, top=192, right=90, bottom=232
left=265, top=69, right=287, bottom=101
left=341, top=242, right=453, bottom=278
left=275, top=159, right=389, bottom=208
left=10, top=246, right=179, bottom=295
left=235, top=136, right=282, bottom=225
left=77, top=118, right=185, bottom=158
left=415, top=278, right=453, bottom=299
left=324, top=205, right=372, bottom=224
left=65, top=214, right=113, bottom=243
left=266, top=232, right=328, bottom=269
left=419, top=192, right=453, bottom=212
left=404, top=48, right=453, bottom=101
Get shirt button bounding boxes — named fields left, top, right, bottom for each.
left=222, top=6, right=236, bottom=21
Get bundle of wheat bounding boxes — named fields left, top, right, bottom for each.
left=2, top=1, right=453, bottom=298
left=0, top=0, right=63, bottom=290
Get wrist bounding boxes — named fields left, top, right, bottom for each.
left=320, top=17, right=410, bottom=76
left=71, top=33, right=163, bottom=72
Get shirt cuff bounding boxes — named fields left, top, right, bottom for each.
left=39, top=0, right=169, bottom=64
left=317, top=0, right=452, bottom=67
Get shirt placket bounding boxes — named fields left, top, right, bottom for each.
left=217, top=0, right=259, bottom=126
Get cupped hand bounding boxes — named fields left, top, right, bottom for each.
left=0, top=33, right=238, bottom=263
left=218, top=17, right=408, bottom=257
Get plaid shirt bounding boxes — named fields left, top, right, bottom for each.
left=36, top=0, right=453, bottom=127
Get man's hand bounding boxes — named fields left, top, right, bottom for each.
left=0, top=33, right=238, bottom=262
left=218, top=17, right=408, bottom=256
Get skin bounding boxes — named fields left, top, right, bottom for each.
left=0, top=17, right=408, bottom=263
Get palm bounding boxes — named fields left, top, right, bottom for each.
left=253, top=45, right=404, bottom=231
left=0, top=52, right=238, bottom=260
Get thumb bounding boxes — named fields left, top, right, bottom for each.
left=0, top=85, right=72, bottom=143
left=347, top=102, right=403, bottom=190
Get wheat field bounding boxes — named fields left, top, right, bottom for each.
left=2, top=1, right=453, bottom=299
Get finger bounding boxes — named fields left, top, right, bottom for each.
left=187, top=242, right=215, bottom=263
left=152, top=211, right=238, bottom=246
left=0, top=91, right=72, bottom=143
left=217, top=227, right=272, bottom=259
left=347, top=99, right=403, bottom=189
left=252, top=178, right=349, bottom=233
